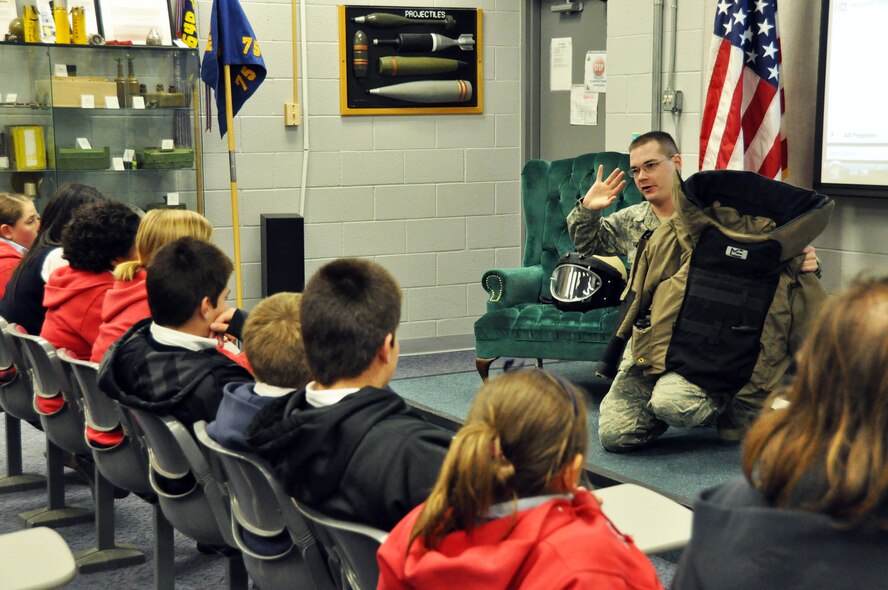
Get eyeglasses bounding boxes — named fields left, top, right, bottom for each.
left=628, top=156, right=672, bottom=179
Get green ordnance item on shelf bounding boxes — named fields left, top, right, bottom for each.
left=136, top=148, right=194, bottom=169
left=56, top=147, right=111, bottom=170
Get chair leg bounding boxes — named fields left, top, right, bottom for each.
left=154, top=504, right=175, bottom=590
left=476, top=357, right=498, bottom=381
left=537, top=358, right=544, bottom=368
left=0, top=412, right=44, bottom=493
left=18, top=440, right=92, bottom=528
left=74, top=467, right=145, bottom=573
left=227, top=554, right=249, bottom=590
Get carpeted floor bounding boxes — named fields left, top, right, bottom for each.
left=392, top=354, right=742, bottom=504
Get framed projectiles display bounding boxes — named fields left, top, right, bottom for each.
left=339, top=5, right=482, bottom=116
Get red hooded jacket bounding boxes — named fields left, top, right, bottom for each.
left=90, top=270, right=150, bottom=363
left=377, top=489, right=662, bottom=590
left=0, top=240, right=24, bottom=299
left=40, top=266, right=115, bottom=359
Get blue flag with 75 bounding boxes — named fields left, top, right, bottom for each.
left=201, top=0, right=266, bottom=137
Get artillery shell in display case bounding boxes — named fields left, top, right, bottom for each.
left=373, top=33, right=475, bottom=53
left=353, top=30, right=368, bottom=78
left=352, top=12, right=457, bottom=30
left=368, top=80, right=472, bottom=103
left=378, top=56, right=467, bottom=77
left=339, top=5, right=482, bottom=115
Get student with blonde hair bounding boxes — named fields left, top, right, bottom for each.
left=208, top=292, right=311, bottom=450
left=0, top=193, right=39, bottom=298
left=90, top=208, right=213, bottom=362
left=673, top=273, right=888, bottom=589
left=377, top=370, right=662, bottom=590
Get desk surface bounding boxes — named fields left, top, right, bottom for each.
left=0, top=527, right=76, bottom=589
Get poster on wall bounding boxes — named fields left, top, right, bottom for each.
left=339, top=5, right=483, bottom=116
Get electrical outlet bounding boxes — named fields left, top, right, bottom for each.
left=662, top=89, right=684, bottom=114
left=285, top=103, right=302, bottom=127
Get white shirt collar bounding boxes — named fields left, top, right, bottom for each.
left=149, top=322, right=218, bottom=352
left=253, top=382, right=297, bottom=398
left=485, top=494, right=573, bottom=519
left=304, top=381, right=360, bottom=408
left=0, top=237, right=26, bottom=255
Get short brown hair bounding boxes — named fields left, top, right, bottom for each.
left=629, top=131, right=679, bottom=156
left=243, top=292, right=311, bottom=389
left=147, top=237, right=233, bottom=327
left=300, top=258, right=401, bottom=386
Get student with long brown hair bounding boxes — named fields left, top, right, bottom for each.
left=0, top=193, right=39, bottom=298
left=377, top=370, right=661, bottom=590
left=673, top=273, right=888, bottom=589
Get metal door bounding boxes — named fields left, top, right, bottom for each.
left=526, top=0, right=609, bottom=161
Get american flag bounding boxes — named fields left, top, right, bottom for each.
left=699, top=0, right=787, bottom=179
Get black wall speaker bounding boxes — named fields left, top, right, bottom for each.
left=260, top=214, right=304, bottom=297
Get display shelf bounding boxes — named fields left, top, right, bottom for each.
left=0, top=42, right=203, bottom=213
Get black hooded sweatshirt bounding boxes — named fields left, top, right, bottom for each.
left=673, top=477, right=888, bottom=590
left=98, top=318, right=253, bottom=428
left=246, top=386, right=452, bottom=531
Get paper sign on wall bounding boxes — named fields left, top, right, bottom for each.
left=570, top=85, right=598, bottom=126
left=550, top=38, right=572, bottom=91
left=585, top=52, right=607, bottom=93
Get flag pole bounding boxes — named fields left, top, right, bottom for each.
left=222, top=64, right=244, bottom=308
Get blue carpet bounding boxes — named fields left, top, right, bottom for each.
left=392, top=360, right=742, bottom=503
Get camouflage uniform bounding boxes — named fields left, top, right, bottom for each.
left=598, top=345, right=723, bottom=452
left=567, top=199, right=721, bottom=451
left=566, top=200, right=662, bottom=263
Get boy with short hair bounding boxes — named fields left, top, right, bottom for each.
left=98, top=236, right=253, bottom=427
left=207, top=292, right=310, bottom=450
left=246, top=258, right=451, bottom=531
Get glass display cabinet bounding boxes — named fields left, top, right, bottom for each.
left=0, top=41, right=203, bottom=212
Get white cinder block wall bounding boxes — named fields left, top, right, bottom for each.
left=606, top=0, right=888, bottom=294
left=194, top=0, right=523, bottom=352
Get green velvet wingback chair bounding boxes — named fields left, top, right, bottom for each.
left=473, top=151, right=644, bottom=379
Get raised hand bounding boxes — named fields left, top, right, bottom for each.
left=580, top=165, right=627, bottom=211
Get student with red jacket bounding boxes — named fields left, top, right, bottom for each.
left=0, top=193, right=40, bottom=298
left=377, top=370, right=662, bottom=590
left=40, top=201, right=139, bottom=359
left=90, top=208, right=214, bottom=363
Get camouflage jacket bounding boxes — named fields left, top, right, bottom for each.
left=566, top=200, right=661, bottom=264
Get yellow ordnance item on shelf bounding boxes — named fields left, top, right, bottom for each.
left=23, top=5, right=40, bottom=43
left=53, top=7, right=70, bottom=44
left=8, top=126, right=47, bottom=171
left=71, top=7, right=87, bottom=44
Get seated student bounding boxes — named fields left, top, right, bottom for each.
left=246, top=258, right=451, bottom=531
left=672, top=273, right=888, bottom=590
left=40, top=201, right=140, bottom=359
left=377, top=369, right=662, bottom=590
left=98, top=237, right=253, bottom=428
left=0, top=182, right=105, bottom=334
left=0, top=193, right=40, bottom=298
left=90, top=209, right=214, bottom=363
left=207, top=292, right=310, bottom=450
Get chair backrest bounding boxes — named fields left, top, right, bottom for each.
left=58, top=350, right=152, bottom=495
left=521, top=151, right=642, bottom=296
left=5, top=328, right=88, bottom=454
left=194, top=422, right=336, bottom=590
left=0, top=316, right=37, bottom=422
left=291, top=499, right=387, bottom=590
left=128, top=409, right=232, bottom=547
